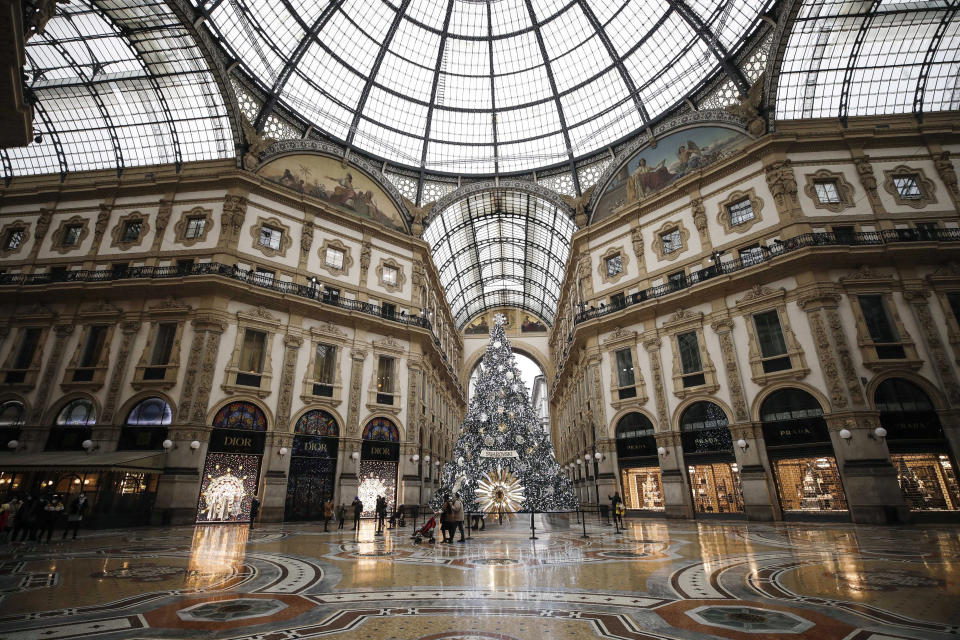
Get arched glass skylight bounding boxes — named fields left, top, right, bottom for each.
left=2, top=0, right=233, bottom=179
left=193, top=0, right=774, bottom=175
left=424, top=189, right=575, bottom=327
left=776, top=0, right=960, bottom=121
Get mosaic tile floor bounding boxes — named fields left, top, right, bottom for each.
left=1, top=515, right=958, bottom=640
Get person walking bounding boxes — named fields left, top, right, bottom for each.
left=249, top=494, right=261, bottom=530
left=440, top=495, right=453, bottom=543
left=374, top=496, right=387, bottom=534
left=608, top=491, right=624, bottom=528
left=40, top=495, right=64, bottom=543
left=323, top=497, right=334, bottom=532
left=62, top=494, right=88, bottom=540
left=452, top=493, right=466, bottom=543
left=351, top=496, right=363, bottom=531
left=12, top=495, right=37, bottom=542
left=336, top=503, right=346, bottom=530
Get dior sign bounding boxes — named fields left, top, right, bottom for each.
left=209, top=428, right=266, bottom=454
left=361, top=439, right=399, bottom=461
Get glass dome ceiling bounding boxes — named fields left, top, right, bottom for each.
left=424, top=188, right=575, bottom=327
left=195, top=0, right=774, bottom=175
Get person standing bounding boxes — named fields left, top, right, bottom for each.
left=249, top=494, right=261, bottom=530
left=40, top=495, right=64, bottom=543
left=608, top=491, right=624, bottom=528
left=323, top=497, right=334, bottom=532
left=374, top=496, right=387, bottom=534
left=62, top=494, right=88, bottom=540
left=12, top=495, right=36, bottom=542
left=452, top=493, right=466, bottom=543
left=440, top=495, right=453, bottom=543
left=336, top=503, right=346, bottom=530
left=351, top=496, right=363, bottom=531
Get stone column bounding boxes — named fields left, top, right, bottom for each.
left=654, top=431, right=693, bottom=519
left=400, top=441, right=421, bottom=507
left=346, top=347, right=367, bottom=436
left=260, top=334, right=302, bottom=522
left=903, top=288, right=960, bottom=405
left=29, top=324, right=74, bottom=427
left=100, top=320, right=142, bottom=425
left=712, top=319, right=776, bottom=521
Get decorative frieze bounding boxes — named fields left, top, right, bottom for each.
left=100, top=320, right=141, bottom=424
left=643, top=338, right=670, bottom=430
left=30, top=324, right=74, bottom=424
left=347, top=347, right=367, bottom=436
left=710, top=319, right=749, bottom=422
left=904, top=289, right=960, bottom=406
left=274, top=335, right=303, bottom=432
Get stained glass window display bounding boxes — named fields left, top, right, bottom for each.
left=362, top=418, right=400, bottom=442
left=196, top=453, right=261, bottom=523
left=688, top=463, right=744, bottom=514
left=357, top=460, right=398, bottom=517
left=892, top=454, right=960, bottom=512
left=212, top=402, right=267, bottom=431
left=773, top=457, right=848, bottom=513
left=295, top=410, right=339, bottom=437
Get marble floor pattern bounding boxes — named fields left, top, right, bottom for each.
left=0, top=515, right=958, bottom=640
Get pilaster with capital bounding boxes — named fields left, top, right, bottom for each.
left=853, top=154, right=885, bottom=215
left=347, top=347, right=367, bottom=436
left=26, top=209, right=53, bottom=267
left=710, top=319, right=749, bottom=422
left=643, top=338, right=670, bottom=430
left=763, top=159, right=800, bottom=220
left=904, top=288, right=960, bottom=405
left=30, top=324, right=74, bottom=424
left=150, top=199, right=173, bottom=253
left=690, top=197, right=710, bottom=247
left=101, top=320, right=142, bottom=424
left=275, top=335, right=303, bottom=432
left=177, top=316, right=226, bottom=426
left=88, top=205, right=112, bottom=257
left=218, top=194, right=247, bottom=250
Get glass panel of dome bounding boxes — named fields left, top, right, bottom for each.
left=378, top=52, right=436, bottom=104
left=355, top=119, right=424, bottom=165
left=210, top=0, right=284, bottom=82
left=285, top=76, right=353, bottom=140
left=568, top=97, right=641, bottom=155
left=449, top=0, right=487, bottom=37
left=490, top=0, right=531, bottom=35
left=607, top=2, right=668, bottom=58
left=492, top=31, right=543, bottom=77
left=540, top=4, right=593, bottom=60
left=430, top=109, right=494, bottom=144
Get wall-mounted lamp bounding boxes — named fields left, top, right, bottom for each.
left=424, top=455, right=431, bottom=463
left=736, top=438, right=749, bottom=451
left=839, top=428, right=853, bottom=441
left=434, top=460, right=440, bottom=466
left=162, top=439, right=175, bottom=452
left=411, top=454, right=420, bottom=462
left=583, top=454, right=591, bottom=462
left=82, top=439, right=98, bottom=453
left=351, top=451, right=360, bottom=461
left=278, top=446, right=289, bottom=457
left=657, top=446, right=668, bottom=457
left=7, top=439, right=24, bottom=452
left=870, top=426, right=888, bottom=440
left=594, top=451, right=603, bottom=461
left=190, top=440, right=201, bottom=452
left=576, top=458, right=582, bottom=465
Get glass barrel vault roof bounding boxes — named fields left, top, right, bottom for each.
left=193, top=0, right=774, bottom=175
left=424, top=189, right=576, bottom=327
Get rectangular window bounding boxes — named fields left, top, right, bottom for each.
left=814, top=180, right=841, bottom=204
left=610, top=292, right=626, bottom=307
left=325, top=287, right=340, bottom=302
left=324, top=247, right=344, bottom=269
left=49, top=266, right=67, bottom=280
left=660, top=228, right=682, bottom=254
left=13, top=327, right=41, bottom=370
left=382, top=265, right=399, bottom=287
left=62, top=225, right=83, bottom=246
left=185, top=216, right=206, bottom=239
left=833, top=225, right=855, bottom=243
left=258, top=226, right=282, bottom=250
left=615, top=348, right=636, bottom=388
left=605, top=254, right=623, bottom=277
left=121, top=220, right=142, bottom=242
left=740, top=244, right=764, bottom=266
left=677, top=331, right=705, bottom=387
left=4, top=229, right=24, bottom=250
left=239, top=329, right=267, bottom=374
left=381, top=302, right=396, bottom=317
left=253, top=267, right=275, bottom=286
left=377, top=356, right=396, bottom=403
left=668, top=270, right=686, bottom=291
left=176, top=258, right=194, bottom=273
left=894, top=175, right=921, bottom=200
left=73, top=325, right=107, bottom=381
left=727, top=198, right=755, bottom=226
left=859, top=295, right=905, bottom=359
left=313, top=343, right=337, bottom=383
left=753, top=310, right=792, bottom=373
left=150, top=323, right=177, bottom=366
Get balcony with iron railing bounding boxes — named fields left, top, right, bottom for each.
left=554, top=227, right=960, bottom=381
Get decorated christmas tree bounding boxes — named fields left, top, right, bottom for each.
left=432, top=314, right=577, bottom=514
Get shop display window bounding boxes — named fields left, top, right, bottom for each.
left=893, top=454, right=960, bottom=511
left=688, top=463, right=744, bottom=513
left=773, top=456, right=848, bottom=512
left=357, top=460, right=398, bottom=517
left=620, top=466, right=664, bottom=511
left=196, top=453, right=261, bottom=523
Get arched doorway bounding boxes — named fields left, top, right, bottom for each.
left=615, top=413, right=663, bottom=512
left=875, top=379, right=959, bottom=511
left=196, top=401, right=267, bottom=523
left=359, top=417, right=400, bottom=517
left=761, top=388, right=848, bottom=516
left=679, top=401, right=744, bottom=516
left=285, top=409, right=340, bottom=521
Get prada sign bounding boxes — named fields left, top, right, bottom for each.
left=361, top=439, right=399, bottom=461
left=209, top=428, right=266, bottom=454
left=616, top=436, right=656, bottom=459
left=681, top=427, right=733, bottom=454
left=881, top=412, right=944, bottom=441
left=293, top=435, right=339, bottom=458
left=762, top=418, right=831, bottom=448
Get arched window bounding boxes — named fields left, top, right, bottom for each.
left=362, top=417, right=399, bottom=442
left=212, top=402, right=267, bottom=430
left=875, top=379, right=935, bottom=413
left=0, top=401, right=24, bottom=427
left=679, top=402, right=728, bottom=432
left=295, top=410, right=339, bottom=437
left=125, top=398, right=173, bottom=425
left=760, top=389, right=824, bottom=423
left=615, top=413, right=655, bottom=440
left=56, top=399, right=96, bottom=426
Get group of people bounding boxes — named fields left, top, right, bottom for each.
left=0, top=494, right=89, bottom=543
left=439, top=493, right=465, bottom=543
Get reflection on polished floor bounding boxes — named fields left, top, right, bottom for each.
left=1, top=515, right=958, bottom=640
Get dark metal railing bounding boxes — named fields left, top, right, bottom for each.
left=0, top=261, right=435, bottom=331
left=573, top=228, right=960, bottom=325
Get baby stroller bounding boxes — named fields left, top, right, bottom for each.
left=411, top=514, right=437, bottom=544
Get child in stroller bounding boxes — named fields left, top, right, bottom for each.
left=411, top=513, right=437, bottom=544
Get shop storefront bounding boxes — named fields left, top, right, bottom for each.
left=679, top=402, right=744, bottom=516
left=358, top=417, right=400, bottom=516
left=196, top=402, right=267, bottom=524
left=614, top=413, right=663, bottom=512
left=285, top=409, right=340, bottom=521
left=875, top=379, right=960, bottom=513
left=761, top=389, right=848, bottom=518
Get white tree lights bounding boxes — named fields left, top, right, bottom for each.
left=431, top=319, right=577, bottom=513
